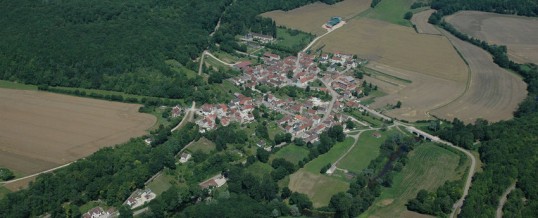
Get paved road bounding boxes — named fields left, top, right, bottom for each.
left=496, top=181, right=517, bottom=218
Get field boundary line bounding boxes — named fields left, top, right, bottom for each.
left=0, top=162, right=74, bottom=185
left=427, top=26, right=472, bottom=114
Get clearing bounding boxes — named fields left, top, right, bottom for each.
left=0, top=88, right=155, bottom=178
left=262, top=0, right=372, bottom=35
left=363, top=0, right=415, bottom=26
left=361, top=143, right=466, bottom=218
left=187, top=137, right=216, bottom=154
left=446, top=11, right=538, bottom=64
left=271, top=144, right=310, bottom=165
left=303, top=137, right=355, bottom=174
left=431, top=28, right=528, bottom=123
left=288, top=169, right=349, bottom=208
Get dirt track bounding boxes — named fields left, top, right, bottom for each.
left=0, top=88, right=155, bottom=177
left=411, top=10, right=441, bottom=35
left=431, top=29, right=527, bottom=123
left=446, top=11, right=538, bottom=64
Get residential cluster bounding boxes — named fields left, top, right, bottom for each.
left=82, top=207, right=117, bottom=218
left=195, top=93, right=256, bottom=133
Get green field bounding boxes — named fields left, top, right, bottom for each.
left=0, top=80, right=37, bottom=90
left=147, top=173, right=176, bottom=196
left=304, top=137, right=355, bottom=174
left=339, top=130, right=396, bottom=173
left=360, top=143, right=464, bottom=218
left=245, top=162, right=273, bottom=179
left=166, top=59, right=198, bottom=79
left=0, top=186, right=10, bottom=200
left=188, top=137, right=217, bottom=154
left=348, top=110, right=385, bottom=127
left=289, top=170, right=349, bottom=208
left=268, top=122, right=285, bottom=140
left=274, top=27, right=314, bottom=50
left=271, top=144, right=310, bottom=164
left=365, top=0, right=415, bottom=26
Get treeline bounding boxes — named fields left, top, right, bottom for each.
left=0, top=123, right=200, bottom=217
left=322, top=134, right=418, bottom=217
left=407, top=180, right=463, bottom=216
left=429, top=0, right=538, bottom=20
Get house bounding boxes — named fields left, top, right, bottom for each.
left=83, top=207, right=110, bottom=218
left=234, top=61, right=252, bottom=70
left=264, top=52, right=281, bottom=61
left=325, top=16, right=342, bottom=28
left=171, top=105, right=182, bottom=118
left=124, top=189, right=156, bottom=209
left=372, top=132, right=382, bottom=138
left=179, top=152, right=192, bottom=163
left=199, top=174, right=227, bottom=189
left=245, top=32, right=275, bottom=44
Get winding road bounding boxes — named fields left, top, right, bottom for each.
left=496, top=181, right=517, bottom=218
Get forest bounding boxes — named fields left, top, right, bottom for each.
left=429, top=0, right=538, bottom=23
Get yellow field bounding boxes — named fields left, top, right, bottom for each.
left=262, top=0, right=372, bottom=35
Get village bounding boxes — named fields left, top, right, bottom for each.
left=195, top=49, right=368, bottom=147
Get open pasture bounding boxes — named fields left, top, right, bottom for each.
left=288, top=169, right=349, bottom=208
left=0, top=88, right=155, bottom=176
left=361, top=143, right=463, bottom=218
left=446, top=11, right=538, bottom=64
left=431, top=29, right=527, bottom=123
left=262, top=0, right=372, bottom=35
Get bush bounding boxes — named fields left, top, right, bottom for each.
left=0, top=168, right=14, bottom=181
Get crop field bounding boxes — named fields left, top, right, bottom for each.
left=0, top=88, right=155, bottom=176
left=262, top=0, right=372, bottom=35
left=431, top=29, right=528, bottom=123
left=338, top=130, right=395, bottom=173
left=271, top=144, right=309, bottom=164
left=288, top=169, right=349, bottom=208
left=411, top=9, right=441, bottom=35
left=361, top=143, right=464, bottom=218
left=446, top=11, right=538, bottom=64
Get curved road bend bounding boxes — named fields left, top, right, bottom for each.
left=496, top=182, right=517, bottom=218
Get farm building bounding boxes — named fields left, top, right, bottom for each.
left=244, top=32, right=275, bottom=44
left=325, top=16, right=342, bottom=28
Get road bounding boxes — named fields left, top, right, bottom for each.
left=0, top=162, right=73, bottom=185
left=171, top=102, right=196, bottom=132
left=496, top=181, right=517, bottom=218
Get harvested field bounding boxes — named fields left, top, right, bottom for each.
left=262, top=0, right=372, bottom=35
left=288, top=169, right=349, bottom=208
left=446, top=11, right=538, bottom=64
left=0, top=88, right=155, bottom=176
left=315, top=18, right=467, bottom=83
left=366, top=62, right=465, bottom=121
left=411, top=9, right=441, bottom=35
left=431, top=29, right=527, bottom=123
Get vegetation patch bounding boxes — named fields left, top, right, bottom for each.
left=303, top=137, right=354, bottom=174
left=245, top=162, right=273, bottom=179
left=364, top=0, right=416, bottom=26
left=288, top=169, right=349, bottom=208
left=338, top=129, right=395, bottom=173
left=271, top=145, right=310, bottom=165
left=188, top=137, right=217, bottom=154
left=362, top=143, right=462, bottom=217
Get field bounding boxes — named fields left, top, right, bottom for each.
left=187, top=137, right=216, bottom=154
left=0, top=88, right=156, bottom=177
left=361, top=143, right=465, bottom=218
left=446, top=11, right=538, bottom=64
left=411, top=9, right=441, bottom=35
left=147, top=173, right=175, bottom=195
left=363, top=0, right=414, bottom=26
left=262, top=0, right=372, bottom=35
left=271, top=144, right=309, bottom=164
left=245, top=162, right=273, bottom=179
left=303, top=137, right=355, bottom=174
left=338, top=130, right=393, bottom=173
left=274, top=27, right=314, bottom=49
left=288, top=169, right=349, bottom=208
left=431, top=29, right=528, bottom=123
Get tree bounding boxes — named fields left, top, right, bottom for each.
left=281, top=187, right=292, bottom=199
left=404, top=11, right=413, bottom=20
left=346, top=119, right=355, bottom=130
left=256, top=148, right=270, bottom=163
left=329, top=192, right=353, bottom=217
left=0, top=168, right=14, bottom=181
left=289, top=192, right=313, bottom=210
left=395, top=101, right=402, bottom=108
left=118, top=205, right=133, bottom=218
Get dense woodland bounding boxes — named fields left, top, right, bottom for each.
left=415, top=1, right=538, bottom=217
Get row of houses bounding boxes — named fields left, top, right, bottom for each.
left=195, top=93, right=256, bottom=132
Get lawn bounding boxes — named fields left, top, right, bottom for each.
left=147, top=173, right=176, bottom=196
left=304, top=137, right=355, bottom=174
left=360, top=143, right=464, bottom=218
left=288, top=169, right=349, bottom=208
left=339, top=129, right=397, bottom=173
left=0, top=80, right=37, bottom=90
left=274, top=27, right=314, bottom=50
left=187, top=137, right=216, bottom=154
left=365, top=0, right=415, bottom=27
left=268, top=122, right=285, bottom=140
left=166, top=59, right=198, bottom=79
left=245, top=162, right=273, bottom=179
left=270, top=144, right=310, bottom=164
left=348, top=110, right=385, bottom=127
